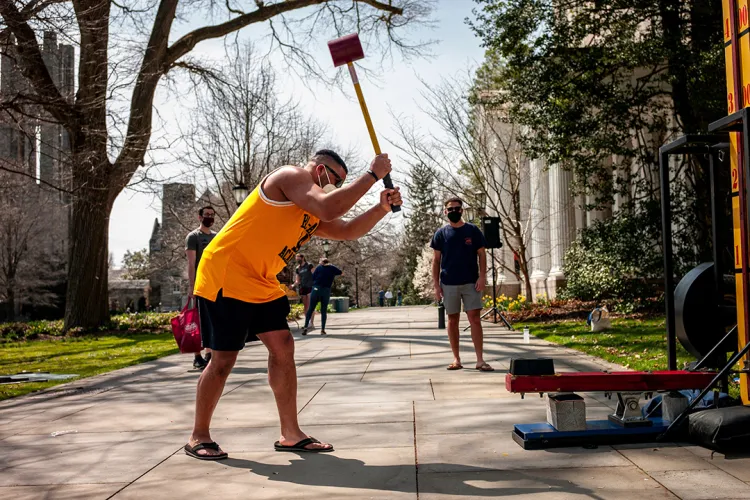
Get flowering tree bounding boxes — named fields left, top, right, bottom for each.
left=412, top=242, right=434, bottom=301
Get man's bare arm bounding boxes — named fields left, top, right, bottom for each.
left=266, top=154, right=392, bottom=222
left=276, top=167, right=377, bottom=222
left=316, top=205, right=387, bottom=240
left=432, top=249, right=442, bottom=300
left=186, top=249, right=197, bottom=297
left=476, top=247, right=487, bottom=292
left=316, top=188, right=402, bottom=240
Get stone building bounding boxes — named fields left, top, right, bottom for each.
left=149, top=183, right=217, bottom=311
left=480, top=110, right=668, bottom=301
left=1, top=31, right=74, bottom=243
left=0, top=32, right=75, bottom=318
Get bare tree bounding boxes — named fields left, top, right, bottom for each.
left=0, top=175, right=65, bottom=320
left=184, top=43, right=327, bottom=222
left=394, top=77, right=550, bottom=299
left=0, top=0, right=433, bottom=329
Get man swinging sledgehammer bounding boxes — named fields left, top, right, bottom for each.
left=184, top=150, right=401, bottom=460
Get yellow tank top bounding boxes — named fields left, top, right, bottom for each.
left=194, top=177, right=319, bottom=303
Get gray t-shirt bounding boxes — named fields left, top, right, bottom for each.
left=296, top=262, right=314, bottom=288
left=185, top=228, right=216, bottom=270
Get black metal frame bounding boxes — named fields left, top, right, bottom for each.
left=659, top=134, right=728, bottom=370
left=464, top=247, right=513, bottom=331
left=659, top=336, right=750, bottom=441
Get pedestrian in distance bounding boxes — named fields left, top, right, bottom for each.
left=302, top=258, right=342, bottom=336
left=378, top=289, right=385, bottom=307
left=397, top=290, right=403, bottom=306
left=385, top=289, right=393, bottom=306
left=185, top=149, right=402, bottom=460
left=186, top=206, right=217, bottom=370
left=294, top=254, right=315, bottom=330
left=431, top=197, right=494, bottom=372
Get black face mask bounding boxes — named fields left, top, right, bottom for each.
left=202, top=217, right=214, bottom=228
left=447, top=212, right=462, bottom=223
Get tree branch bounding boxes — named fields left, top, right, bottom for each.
left=112, top=0, right=179, bottom=191
left=0, top=0, right=78, bottom=129
left=116, top=0, right=404, bottom=193
left=165, top=0, right=403, bottom=67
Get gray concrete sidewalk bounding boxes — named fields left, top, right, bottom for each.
left=1, top=306, right=748, bottom=499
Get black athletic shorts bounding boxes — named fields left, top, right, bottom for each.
left=299, top=286, right=312, bottom=296
left=197, top=290, right=291, bottom=351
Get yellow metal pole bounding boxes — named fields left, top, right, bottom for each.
left=346, top=62, right=399, bottom=208
left=348, top=62, right=382, bottom=155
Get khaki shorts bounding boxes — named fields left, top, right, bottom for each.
left=441, top=283, right=482, bottom=315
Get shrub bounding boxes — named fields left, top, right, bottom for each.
left=289, top=303, right=304, bottom=319
left=2, top=307, right=304, bottom=342
left=560, top=214, right=662, bottom=301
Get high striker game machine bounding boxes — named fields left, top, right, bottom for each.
left=504, top=2, right=750, bottom=449
left=720, top=0, right=750, bottom=406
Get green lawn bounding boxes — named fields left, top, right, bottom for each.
left=0, top=333, right=179, bottom=401
left=516, top=317, right=693, bottom=372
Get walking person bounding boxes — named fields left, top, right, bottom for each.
left=431, top=197, right=494, bottom=372
left=397, top=290, right=403, bottom=306
left=385, top=290, right=393, bottom=306
left=378, top=289, right=385, bottom=307
left=294, top=254, right=315, bottom=330
left=302, top=258, right=342, bottom=336
left=185, top=149, right=401, bottom=459
left=187, top=206, right=217, bottom=370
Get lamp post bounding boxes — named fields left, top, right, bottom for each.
left=475, top=190, right=487, bottom=216
left=464, top=205, right=476, bottom=224
left=369, top=274, right=373, bottom=307
left=355, top=262, right=359, bottom=308
left=322, top=240, right=330, bottom=258
left=232, top=182, right=249, bottom=205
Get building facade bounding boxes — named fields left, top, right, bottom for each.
left=0, top=32, right=75, bottom=318
left=149, top=183, right=216, bottom=311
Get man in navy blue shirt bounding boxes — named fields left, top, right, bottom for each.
left=302, top=258, right=342, bottom=335
left=431, top=197, right=493, bottom=372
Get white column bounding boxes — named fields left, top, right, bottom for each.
left=547, top=163, right=576, bottom=279
left=514, top=160, right=532, bottom=297
left=586, top=193, right=611, bottom=226
left=529, top=158, right=551, bottom=281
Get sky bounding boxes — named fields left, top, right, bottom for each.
left=107, top=0, right=487, bottom=266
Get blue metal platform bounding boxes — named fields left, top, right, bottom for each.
left=512, top=418, right=669, bottom=450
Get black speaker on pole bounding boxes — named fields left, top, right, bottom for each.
left=481, top=216, right=502, bottom=249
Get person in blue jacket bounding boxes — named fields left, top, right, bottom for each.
left=302, top=258, right=342, bottom=335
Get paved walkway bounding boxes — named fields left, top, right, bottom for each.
left=1, top=306, right=749, bottom=499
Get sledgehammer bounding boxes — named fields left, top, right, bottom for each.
left=327, top=33, right=401, bottom=213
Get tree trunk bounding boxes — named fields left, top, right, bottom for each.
left=64, top=183, right=112, bottom=329
left=6, top=288, right=15, bottom=321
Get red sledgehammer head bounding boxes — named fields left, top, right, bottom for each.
left=328, top=33, right=365, bottom=67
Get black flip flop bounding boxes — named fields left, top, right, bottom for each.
left=274, top=437, right=334, bottom=453
left=184, top=441, right=228, bottom=460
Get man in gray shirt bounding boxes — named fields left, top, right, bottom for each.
left=186, top=206, right=217, bottom=370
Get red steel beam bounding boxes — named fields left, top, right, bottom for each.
left=506, top=371, right=718, bottom=394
